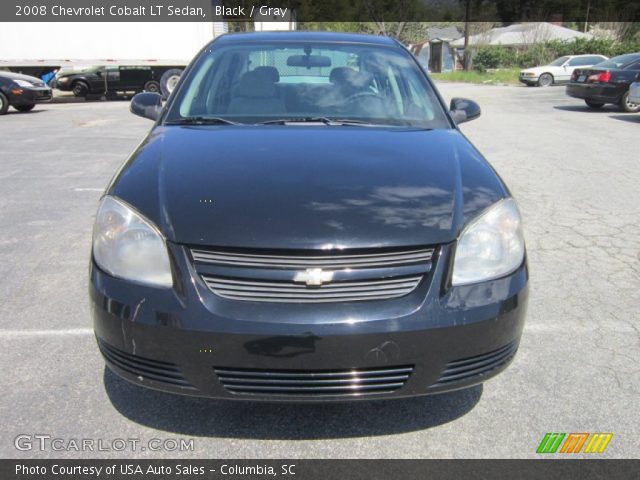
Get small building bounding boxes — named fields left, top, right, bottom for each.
left=409, top=26, right=463, bottom=73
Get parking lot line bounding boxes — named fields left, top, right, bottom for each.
left=0, top=328, right=93, bottom=338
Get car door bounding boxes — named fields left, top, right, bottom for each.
left=562, top=57, right=588, bottom=82
left=104, top=65, right=120, bottom=92
left=118, top=66, right=151, bottom=92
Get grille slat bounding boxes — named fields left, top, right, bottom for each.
left=214, top=365, right=414, bottom=396
left=431, top=341, right=519, bottom=387
left=192, top=246, right=435, bottom=303
left=222, top=375, right=410, bottom=386
left=192, top=248, right=433, bottom=269
left=214, top=366, right=413, bottom=378
left=98, top=340, right=195, bottom=389
left=204, top=276, right=419, bottom=290
left=203, top=275, right=421, bottom=303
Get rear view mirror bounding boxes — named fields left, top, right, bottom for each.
left=449, top=97, right=481, bottom=124
left=130, top=92, right=163, bottom=121
left=287, top=55, right=332, bottom=68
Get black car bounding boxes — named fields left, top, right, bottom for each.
left=566, top=53, right=640, bottom=112
left=55, top=65, right=183, bottom=98
left=0, top=71, right=52, bottom=115
left=91, top=32, right=528, bottom=401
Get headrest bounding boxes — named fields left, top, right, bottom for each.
left=253, top=66, right=280, bottom=83
left=329, top=67, right=355, bottom=84
left=235, top=70, right=277, bottom=98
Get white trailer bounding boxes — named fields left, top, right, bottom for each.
left=0, top=21, right=227, bottom=79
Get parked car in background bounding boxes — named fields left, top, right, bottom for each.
left=519, top=55, right=608, bottom=87
left=91, top=32, right=528, bottom=402
left=54, top=64, right=184, bottom=98
left=566, top=53, right=640, bottom=112
left=628, top=75, right=640, bottom=106
left=0, top=71, right=51, bottom=115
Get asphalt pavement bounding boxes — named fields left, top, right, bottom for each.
left=0, top=84, right=638, bottom=458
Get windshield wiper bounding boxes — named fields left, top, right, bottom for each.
left=166, top=116, right=240, bottom=126
left=256, top=117, right=377, bottom=126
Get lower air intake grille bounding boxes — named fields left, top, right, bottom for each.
left=98, top=339, right=194, bottom=389
left=202, top=275, right=422, bottom=303
left=431, top=341, right=519, bottom=387
left=214, top=365, right=414, bottom=396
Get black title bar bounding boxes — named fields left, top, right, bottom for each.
left=2, top=459, right=639, bottom=480
left=2, top=0, right=639, bottom=22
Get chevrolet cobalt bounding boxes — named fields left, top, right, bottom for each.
left=91, top=32, right=528, bottom=401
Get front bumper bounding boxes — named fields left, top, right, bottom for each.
left=519, top=74, right=538, bottom=85
left=566, top=82, right=623, bottom=104
left=91, top=243, right=528, bottom=401
left=9, top=87, right=52, bottom=106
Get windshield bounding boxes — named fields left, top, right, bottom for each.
left=596, top=54, right=640, bottom=69
left=165, top=40, right=450, bottom=128
left=549, top=56, right=569, bottom=67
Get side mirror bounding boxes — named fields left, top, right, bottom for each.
left=130, top=92, right=163, bottom=121
left=449, top=97, right=481, bottom=124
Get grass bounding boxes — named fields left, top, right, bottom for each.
left=431, top=68, right=521, bottom=85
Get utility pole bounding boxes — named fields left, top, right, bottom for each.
left=584, top=0, right=590, bottom=33
left=463, top=0, right=471, bottom=71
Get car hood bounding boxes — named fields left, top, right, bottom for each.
left=521, top=66, right=556, bottom=74
left=108, top=126, right=507, bottom=249
left=0, top=71, right=44, bottom=84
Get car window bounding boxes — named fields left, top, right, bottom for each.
left=167, top=41, right=449, bottom=129
left=549, top=56, right=569, bottom=66
left=568, top=57, right=599, bottom=67
left=623, top=60, right=640, bottom=70
left=597, top=54, right=640, bottom=69
left=567, top=57, right=585, bottom=66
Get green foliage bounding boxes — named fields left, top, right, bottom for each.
left=472, top=38, right=640, bottom=71
left=431, top=68, right=520, bottom=85
left=473, top=46, right=511, bottom=71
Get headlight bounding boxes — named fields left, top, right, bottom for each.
left=452, top=198, right=525, bottom=286
left=92, top=196, right=173, bottom=287
left=57, top=76, right=70, bottom=83
left=13, top=79, right=34, bottom=87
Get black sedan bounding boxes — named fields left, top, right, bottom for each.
left=91, top=32, right=528, bottom=401
left=566, top=53, right=640, bottom=112
left=0, top=71, right=52, bottom=115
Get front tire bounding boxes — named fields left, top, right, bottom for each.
left=537, top=73, right=553, bottom=87
left=620, top=91, right=640, bottom=113
left=0, top=92, right=8, bottom=115
left=585, top=100, right=604, bottom=109
left=72, top=81, right=89, bottom=97
left=144, top=80, right=161, bottom=93
left=160, top=69, right=183, bottom=100
left=14, top=104, right=35, bottom=112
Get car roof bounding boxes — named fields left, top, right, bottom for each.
left=210, top=31, right=399, bottom=47
left=561, top=54, right=606, bottom=58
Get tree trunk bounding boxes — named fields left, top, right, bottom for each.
left=463, top=0, right=471, bottom=71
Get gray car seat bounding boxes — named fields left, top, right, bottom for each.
left=228, top=68, right=286, bottom=115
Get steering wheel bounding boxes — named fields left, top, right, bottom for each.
left=345, top=90, right=379, bottom=102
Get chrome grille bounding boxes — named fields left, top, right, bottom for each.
left=430, top=341, right=519, bottom=388
left=214, top=365, right=414, bottom=396
left=98, top=339, right=195, bottom=389
left=191, top=248, right=434, bottom=269
left=191, top=246, right=435, bottom=303
left=202, top=275, right=422, bottom=303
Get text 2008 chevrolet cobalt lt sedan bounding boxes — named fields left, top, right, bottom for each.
left=90, top=32, right=528, bottom=401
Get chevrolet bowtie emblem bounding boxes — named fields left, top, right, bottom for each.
left=293, top=268, right=334, bottom=286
